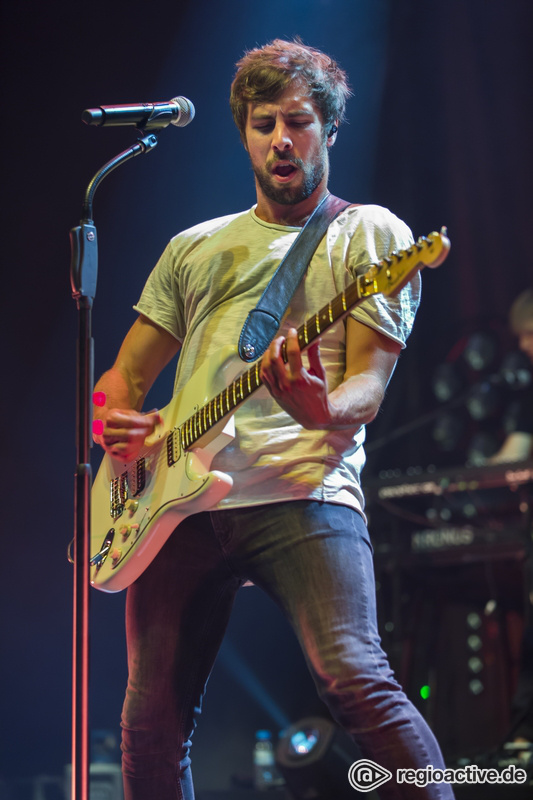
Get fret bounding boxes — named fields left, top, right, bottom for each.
left=149, top=233, right=447, bottom=466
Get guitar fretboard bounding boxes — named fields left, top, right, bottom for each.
left=166, top=235, right=439, bottom=465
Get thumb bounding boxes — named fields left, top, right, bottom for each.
left=144, top=409, right=163, bottom=428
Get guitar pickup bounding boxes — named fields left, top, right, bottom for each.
left=131, top=457, right=146, bottom=496
left=167, top=428, right=182, bottom=466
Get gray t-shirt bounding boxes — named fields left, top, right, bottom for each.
left=134, top=203, right=420, bottom=516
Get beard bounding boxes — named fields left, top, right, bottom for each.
left=252, top=146, right=328, bottom=206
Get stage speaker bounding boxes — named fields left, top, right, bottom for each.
left=275, top=717, right=376, bottom=799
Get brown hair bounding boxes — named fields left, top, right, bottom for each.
left=230, top=38, right=351, bottom=143
left=510, top=288, right=533, bottom=334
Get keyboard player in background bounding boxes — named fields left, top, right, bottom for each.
left=490, top=287, right=533, bottom=754
left=490, top=288, right=533, bottom=463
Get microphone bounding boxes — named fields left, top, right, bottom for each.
left=82, top=96, right=195, bottom=131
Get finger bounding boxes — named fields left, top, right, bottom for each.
left=108, top=443, right=140, bottom=461
left=106, top=409, right=161, bottom=432
left=105, top=411, right=145, bottom=430
left=260, top=337, right=284, bottom=384
left=143, top=410, right=163, bottom=429
left=269, top=336, right=285, bottom=366
left=260, top=369, right=282, bottom=396
left=285, top=328, right=303, bottom=373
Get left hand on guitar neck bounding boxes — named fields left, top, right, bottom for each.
left=260, top=328, right=334, bottom=429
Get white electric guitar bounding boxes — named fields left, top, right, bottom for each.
left=90, top=229, right=450, bottom=592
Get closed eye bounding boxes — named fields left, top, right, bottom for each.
left=252, top=120, right=313, bottom=132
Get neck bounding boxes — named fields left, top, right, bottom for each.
left=254, top=181, right=330, bottom=227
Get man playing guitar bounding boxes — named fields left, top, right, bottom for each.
left=93, top=39, right=453, bottom=800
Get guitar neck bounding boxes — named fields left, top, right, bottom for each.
left=179, top=270, right=364, bottom=450
left=177, top=231, right=448, bottom=451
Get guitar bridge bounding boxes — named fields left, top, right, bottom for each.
left=109, top=458, right=146, bottom=519
left=110, top=474, right=127, bottom=519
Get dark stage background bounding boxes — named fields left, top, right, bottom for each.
left=1, top=0, right=532, bottom=794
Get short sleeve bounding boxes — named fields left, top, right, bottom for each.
left=133, top=240, right=186, bottom=342
left=346, top=207, right=421, bottom=348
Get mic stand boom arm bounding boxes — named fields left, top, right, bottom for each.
left=69, top=132, right=158, bottom=800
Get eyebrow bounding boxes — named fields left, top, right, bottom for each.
left=250, top=107, right=315, bottom=121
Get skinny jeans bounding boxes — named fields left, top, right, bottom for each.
left=121, top=500, right=454, bottom=799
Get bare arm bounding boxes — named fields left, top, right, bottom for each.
left=93, top=315, right=181, bottom=460
left=260, top=315, right=402, bottom=430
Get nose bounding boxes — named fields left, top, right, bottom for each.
left=272, top=119, right=293, bottom=152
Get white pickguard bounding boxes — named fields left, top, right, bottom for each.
left=90, top=230, right=450, bottom=592
left=90, top=346, right=241, bottom=592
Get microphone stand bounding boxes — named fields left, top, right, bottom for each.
left=69, top=131, right=158, bottom=800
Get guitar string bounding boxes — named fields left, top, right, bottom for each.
left=112, top=236, right=437, bottom=508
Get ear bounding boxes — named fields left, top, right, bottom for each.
left=326, top=121, right=339, bottom=146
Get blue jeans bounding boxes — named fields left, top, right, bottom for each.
left=121, top=500, right=454, bottom=799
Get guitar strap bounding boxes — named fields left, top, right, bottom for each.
left=238, top=193, right=352, bottom=362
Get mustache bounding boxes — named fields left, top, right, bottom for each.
left=267, top=153, right=303, bottom=169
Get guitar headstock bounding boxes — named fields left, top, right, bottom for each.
left=359, top=227, right=451, bottom=298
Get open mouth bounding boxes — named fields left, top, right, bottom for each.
left=271, top=162, right=298, bottom=181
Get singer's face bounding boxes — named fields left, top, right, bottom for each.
left=244, top=83, right=331, bottom=215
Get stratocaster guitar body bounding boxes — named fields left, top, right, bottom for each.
left=91, top=229, right=451, bottom=592
left=91, top=345, right=241, bottom=592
